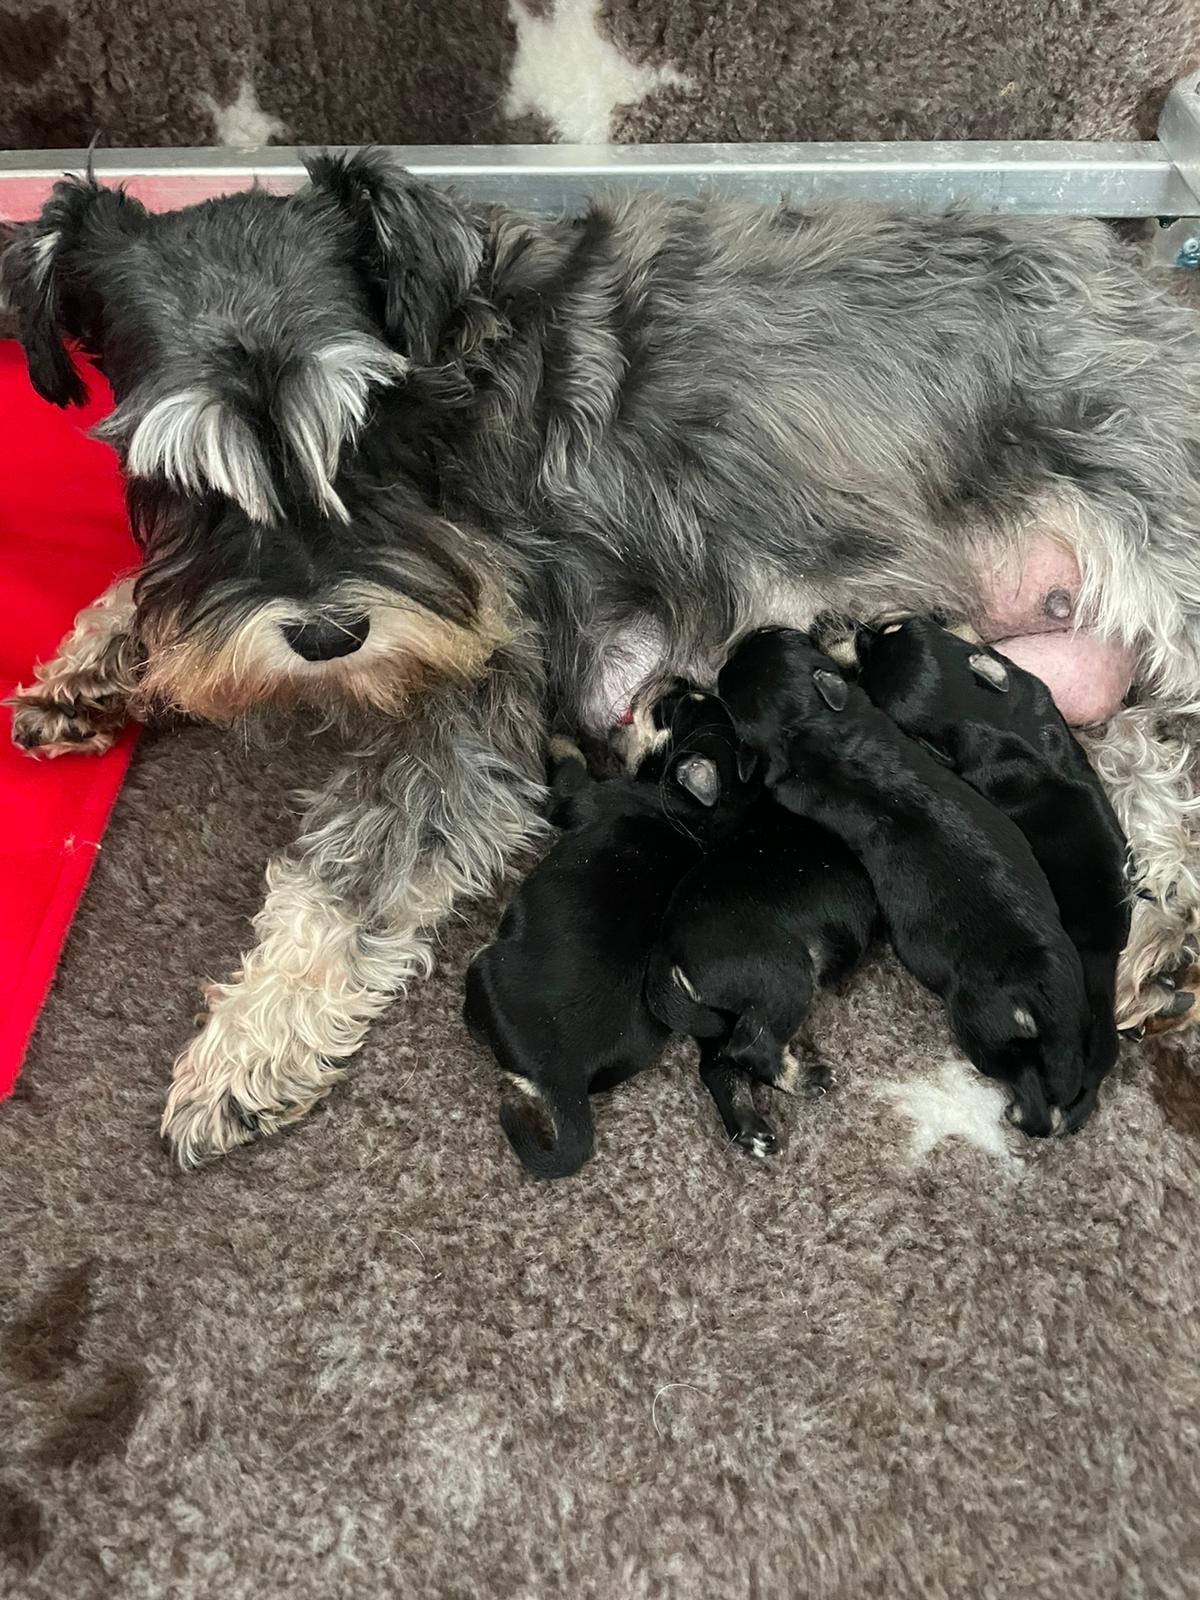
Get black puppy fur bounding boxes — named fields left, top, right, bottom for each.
left=646, top=799, right=877, bottom=1156
left=718, top=628, right=1092, bottom=1136
left=463, top=694, right=757, bottom=1179
left=854, top=617, right=1132, bottom=1132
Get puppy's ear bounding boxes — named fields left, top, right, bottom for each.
left=305, top=149, right=485, bottom=363
left=674, top=754, right=721, bottom=807
left=813, top=669, right=849, bottom=711
left=1, top=176, right=133, bottom=408
left=968, top=652, right=1010, bottom=693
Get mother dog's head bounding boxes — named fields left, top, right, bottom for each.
left=2, top=152, right=503, bottom=721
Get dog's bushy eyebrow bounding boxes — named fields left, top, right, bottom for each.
left=96, top=333, right=410, bottom=525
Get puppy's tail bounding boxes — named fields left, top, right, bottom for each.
left=499, top=1082, right=595, bottom=1180
left=644, top=948, right=727, bottom=1038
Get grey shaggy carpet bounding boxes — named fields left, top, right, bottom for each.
left=1, top=0, right=1198, bottom=151
left=2, top=717, right=1200, bottom=1598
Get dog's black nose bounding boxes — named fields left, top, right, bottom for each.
left=282, top=616, right=370, bottom=662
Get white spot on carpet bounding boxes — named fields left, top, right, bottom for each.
left=504, top=0, right=694, bottom=143
left=874, top=1055, right=1023, bottom=1172
left=205, top=78, right=286, bottom=149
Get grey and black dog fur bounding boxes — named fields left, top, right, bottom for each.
left=6, top=150, right=1200, bottom=1165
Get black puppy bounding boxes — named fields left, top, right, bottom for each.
left=646, top=799, right=876, bottom=1156
left=853, top=616, right=1132, bottom=1131
left=464, top=693, right=757, bottom=1179
left=718, top=628, right=1091, bottom=1136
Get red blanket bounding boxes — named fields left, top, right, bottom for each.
left=0, top=342, right=137, bottom=1098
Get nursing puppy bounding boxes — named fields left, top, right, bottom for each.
left=464, top=694, right=757, bottom=1179
left=718, top=629, right=1091, bottom=1135
left=646, top=800, right=877, bottom=1156
left=853, top=617, right=1134, bottom=1129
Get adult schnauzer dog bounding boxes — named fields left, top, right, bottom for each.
left=6, top=152, right=1200, bottom=1165
left=718, top=629, right=1094, bottom=1135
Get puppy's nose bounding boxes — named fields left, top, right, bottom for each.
left=282, top=616, right=370, bottom=662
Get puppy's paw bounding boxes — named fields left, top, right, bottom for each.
left=732, top=1116, right=779, bottom=1159
left=1004, top=1096, right=1055, bottom=1139
left=775, top=1048, right=832, bottom=1098
left=9, top=689, right=122, bottom=758
left=798, top=1060, right=833, bottom=1099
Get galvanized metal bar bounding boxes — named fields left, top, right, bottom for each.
left=1158, top=70, right=1200, bottom=208
left=1, top=139, right=1196, bottom=222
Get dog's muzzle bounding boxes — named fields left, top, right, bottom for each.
left=281, top=616, right=371, bottom=661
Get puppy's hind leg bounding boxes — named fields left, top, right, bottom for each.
left=9, top=577, right=141, bottom=756
left=161, top=675, right=548, bottom=1168
left=499, top=1078, right=595, bottom=1179
left=699, top=1041, right=778, bottom=1158
left=644, top=948, right=728, bottom=1039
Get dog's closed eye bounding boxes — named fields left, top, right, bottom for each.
left=813, top=669, right=848, bottom=711
left=674, top=755, right=721, bottom=806
left=968, top=652, right=1009, bottom=692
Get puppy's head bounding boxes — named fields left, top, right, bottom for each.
left=856, top=616, right=1008, bottom=693
left=2, top=155, right=496, bottom=721
left=638, top=690, right=759, bottom=826
left=717, top=628, right=856, bottom=750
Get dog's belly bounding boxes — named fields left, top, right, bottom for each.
left=580, top=582, right=821, bottom=734
left=582, top=543, right=1132, bottom=732
left=974, top=541, right=1135, bottom=726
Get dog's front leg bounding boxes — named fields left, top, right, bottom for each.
left=1081, top=706, right=1200, bottom=1030
left=9, top=577, right=140, bottom=756
left=161, top=686, right=548, bottom=1168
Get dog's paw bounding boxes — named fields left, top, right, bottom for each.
left=775, top=1049, right=832, bottom=1098
left=1143, top=961, right=1200, bottom=1037
left=161, top=1028, right=341, bottom=1169
left=9, top=689, right=121, bottom=758
left=1004, top=1097, right=1057, bottom=1139
left=733, top=1117, right=779, bottom=1159
left=797, top=1060, right=833, bottom=1099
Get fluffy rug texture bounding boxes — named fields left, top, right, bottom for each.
left=1, top=718, right=1199, bottom=1597
left=1, top=0, right=1198, bottom=150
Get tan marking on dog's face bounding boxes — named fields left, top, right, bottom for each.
left=134, top=585, right=510, bottom=724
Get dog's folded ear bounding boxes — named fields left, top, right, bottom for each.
left=813, top=669, right=849, bottom=711
left=673, top=754, right=721, bottom=807
left=968, top=652, right=1010, bottom=693
left=2, top=175, right=145, bottom=408
left=304, top=149, right=485, bottom=364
